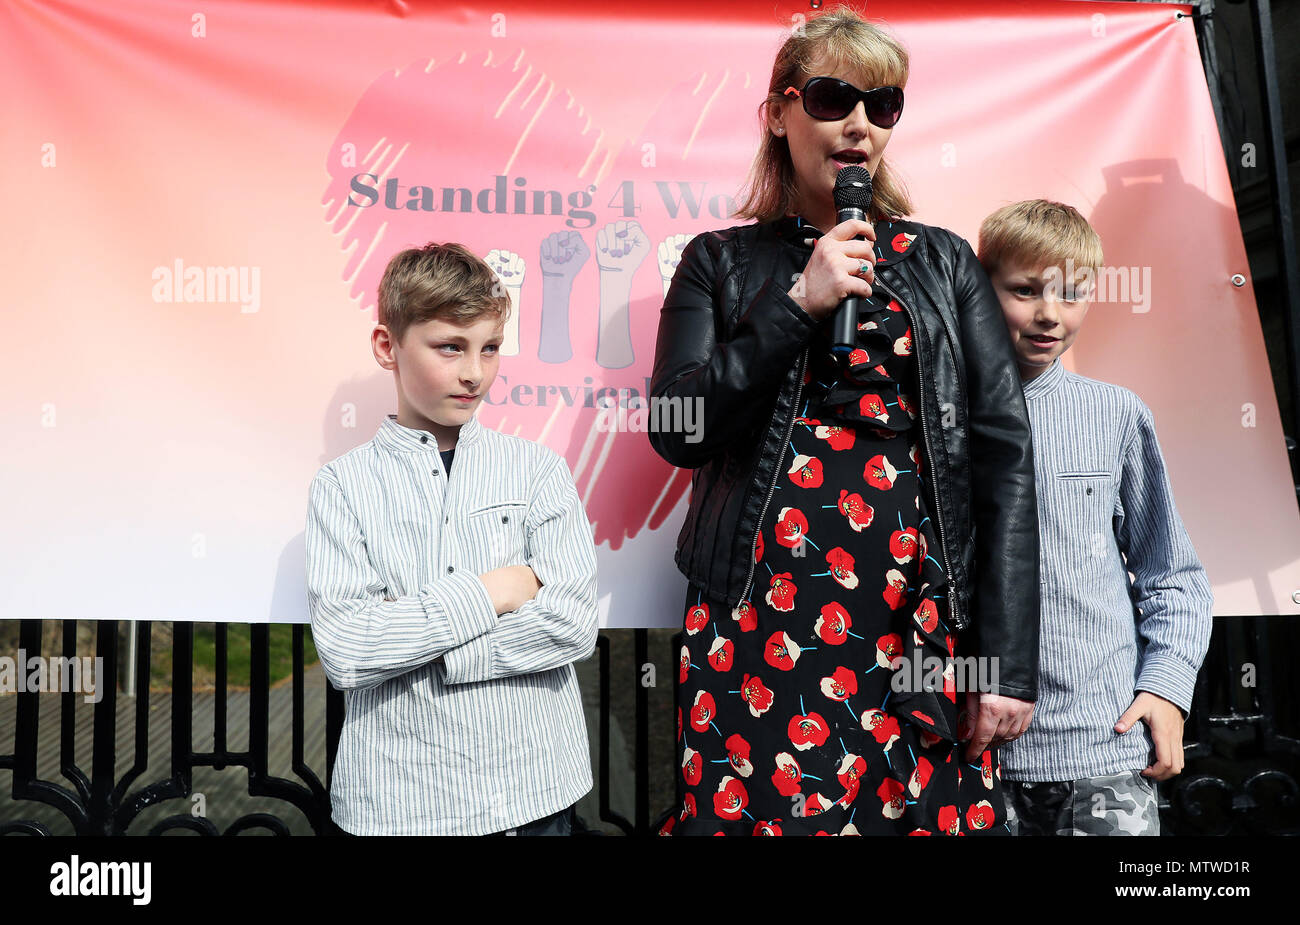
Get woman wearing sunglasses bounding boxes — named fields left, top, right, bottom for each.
left=650, top=6, right=1039, bottom=835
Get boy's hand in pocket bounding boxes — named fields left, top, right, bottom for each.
left=1115, top=691, right=1184, bottom=781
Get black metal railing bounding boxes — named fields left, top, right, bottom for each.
left=2, top=616, right=1298, bottom=836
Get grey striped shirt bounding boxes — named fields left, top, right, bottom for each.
left=305, top=412, right=597, bottom=834
left=1000, top=358, right=1214, bottom=781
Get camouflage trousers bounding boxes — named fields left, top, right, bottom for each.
left=1004, top=770, right=1160, bottom=836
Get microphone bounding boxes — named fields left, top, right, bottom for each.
left=830, top=165, right=873, bottom=361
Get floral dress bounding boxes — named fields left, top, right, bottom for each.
left=659, top=217, right=1008, bottom=836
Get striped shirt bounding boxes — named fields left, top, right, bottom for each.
left=1000, top=358, right=1214, bottom=781
left=305, top=412, right=597, bottom=834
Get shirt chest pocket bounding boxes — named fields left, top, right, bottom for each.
left=1043, top=471, right=1118, bottom=567
left=462, top=499, right=529, bottom=570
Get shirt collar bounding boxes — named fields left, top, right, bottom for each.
left=1021, top=357, right=1065, bottom=400
left=374, top=412, right=483, bottom=453
left=771, top=213, right=923, bottom=267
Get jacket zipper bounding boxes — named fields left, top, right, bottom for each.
left=738, top=346, right=808, bottom=606
left=871, top=278, right=966, bottom=632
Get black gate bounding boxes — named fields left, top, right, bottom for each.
left=2, top=618, right=1298, bottom=836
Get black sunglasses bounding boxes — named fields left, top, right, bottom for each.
left=783, top=77, right=904, bottom=128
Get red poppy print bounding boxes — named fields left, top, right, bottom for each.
left=891, top=232, right=916, bottom=253
left=725, top=733, right=753, bottom=778
left=804, top=793, right=833, bottom=816
left=684, top=602, right=709, bottom=636
left=897, top=393, right=916, bottom=419
left=713, top=776, right=749, bottom=821
left=836, top=490, right=874, bottom=531
left=754, top=528, right=764, bottom=563
left=753, top=820, right=783, bottom=836
left=966, top=800, right=995, bottom=831
left=788, top=453, right=823, bottom=488
left=707, top=635, right=734, bottom=672
left=815, top=423, right=855, bottom=451
left=893, top=328, right=913, bottom=357
left=876, top=632, right=904, bottom=669
left=764, top=631, right=801, bottom=671
left=864, top=454, right=899, bottom=490
left=861, top=708, right=900, bottom=751
left=771, top=752, right=803, bottom=797
left=824, top=546, right=860, bottom=590
left=774, top=507, right=809, bottom=548
left=815, top=602, right=851, bottom=645
left=689, top=690, right=716, bottom=733
left=908, top=756, right=934, bottom=798
left=878, top=778, right=905, bottom=819
left=819, top=665, right=857, bottom=702
left=882, top=568, right=907, bottom=610
left=938, top=805, right=961, bottom=835
left=739, top=674, right=774, bottom=718
left=981, top=751, right=994, bottom=789
left=913, top=598, right=939, bottom=634
left=765, top=572, right=797, bottom=612
left=837, top=753, right=867, bottom=805
left=788, top=710, right=830, bottom=751
left=858, top=393, right=889, bottom=424
left=731, top=599, right=758, bottom=633
left=678, top=645, right=691, bottom=684
left=682, top=746, right=702, bottom=786
left=889, top=527, right=919, bottom=564
left=847, top=346, right=871, bottom=367
left=885, top=298, right=903, bottom=312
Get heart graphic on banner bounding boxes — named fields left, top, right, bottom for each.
left=322, top=49, right=760, bottom=551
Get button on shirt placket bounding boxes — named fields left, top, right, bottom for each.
left=421, top=433, right=457, bottom=576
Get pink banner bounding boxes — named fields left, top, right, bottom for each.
left=2, top=0, right=1296, bottom=623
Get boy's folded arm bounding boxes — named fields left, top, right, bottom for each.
left=1115, top=402, right=1214, bottom=716
left=305, top=472, right=497, bottom=692
left=441, top=454, right=599, bottom=685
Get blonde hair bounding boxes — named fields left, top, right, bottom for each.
left=977, top=200, right=1104, bottom=279
left=733, top=4, right=914, bottom=223
left=377, top=242, right=511, bottom=345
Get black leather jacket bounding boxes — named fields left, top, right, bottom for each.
left=648, top=216, right=1040, bottom=701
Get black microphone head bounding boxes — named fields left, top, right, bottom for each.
left=833, top=165, right=873, bottom=214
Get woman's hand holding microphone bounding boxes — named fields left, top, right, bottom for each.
left=787, top=219, right=878, bottom=321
